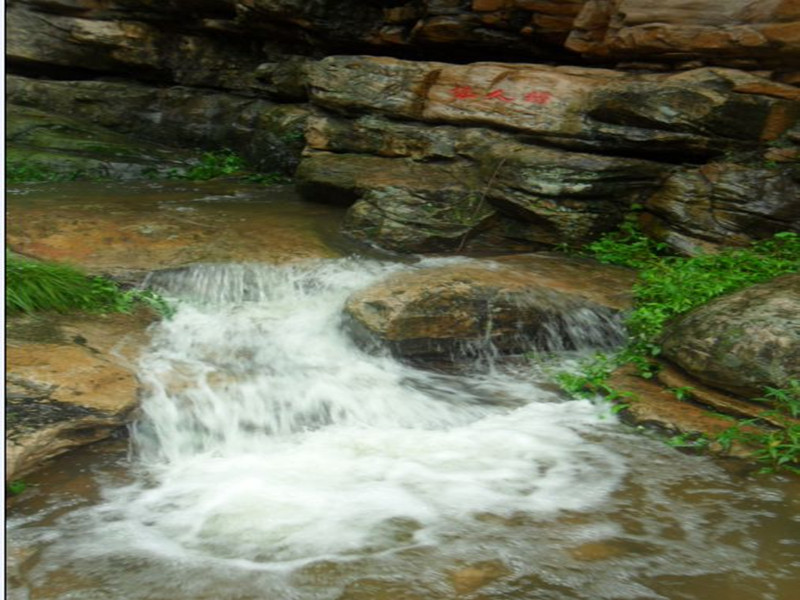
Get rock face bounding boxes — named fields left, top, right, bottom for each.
left=660, top=273, right=800, bottom=398
left=307, top=57, right=798, bottom=155
left=643, top=161, right=800, bottom=254
left=6, top=76, right=310, bottom=175
left=296, top=55, right=797, bottom=252
left=567, top=0, right=800, bottom=76
left=7, top=0, right=800, bottom=253
left=5, top=310, right=155, bottom=481
left=344, top=253, right=635, bottom=360
left=7, top=104, right=196, bottom=179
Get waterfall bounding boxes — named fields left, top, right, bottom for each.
left=8, top=258, right=792, bottom=600
left=84, top=258, right=625, bottom=570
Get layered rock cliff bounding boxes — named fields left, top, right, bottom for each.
left=6, top=0, right=800, bottom=253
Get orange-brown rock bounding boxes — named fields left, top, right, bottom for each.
left=6, top=180, right=343, bottom=278
left=567, top=0, right=800, bottom=70
left=6, top=310, right=155, bottom=480
left=343, top=254, right=634, bottom=360
left=308, top=56, right=799, bottom=155
left=607, top=366, right=768, bottom=460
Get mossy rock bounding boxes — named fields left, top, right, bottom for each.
left=6, top=104, right=196, bottom=181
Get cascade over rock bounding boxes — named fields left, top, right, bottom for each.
left=344, top=253, right=635, bottom=360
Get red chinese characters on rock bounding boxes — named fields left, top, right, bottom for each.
left=523, top=91, right=553, bottom=105
left=449, top=85, right=478, bottom=100
left=448, top=86, right=554, bottom=105
left=485, top=89, right=513, bottom=102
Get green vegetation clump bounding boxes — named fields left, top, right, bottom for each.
left=716, top=382, right=800, bottom=474
left=556, top=225, right=800, bottom=472
left=588, top=225, right=800, bottom=376
left=6, top=480, right=28, bottom=496
left=165, top=149, right=290, bottom=183
left=6, top=253, right=169, bottom=316
left=166, top=149, right=246, bottom=180
left=6, top=162, right=84, bottom=184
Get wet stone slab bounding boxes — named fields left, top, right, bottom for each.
left=6, top=180, right=348, bottom=280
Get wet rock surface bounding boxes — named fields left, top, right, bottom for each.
left=344, top=253, right=635, bottom=360
left=660, top=273, right=800, bottom=398
left=6, top=181, right=346, bottom=279
left=644, top=161, right=800, bottom=254
left=7, top=1, right=800, bottom=254
left=6, top=76, right=311, bottom=175
left=6, top=104, right=196, bottom=180
left=297, top=56, right=797, bottom=252
left=607, top=365, right=772, bottom=460
left=5, top=310, right=155, bottom=481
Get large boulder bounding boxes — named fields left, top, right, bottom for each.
left=343, top=253, right=635, bottom=360
left=660, top=273, right=800, bottom=399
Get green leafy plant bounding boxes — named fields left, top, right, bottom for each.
left=552, top=228, right=800, bottom=472
left=166, top=149, right=247, bottom=181
left=588, top=229, right=800, bottom=378
left=667, top=432, right=709, bottom=450
left=6, top=162, right=84, bottom=184
left=243, top=172, right=292, bottom=184
left=165, top=149, right=291, bottom=184
left=585, top=221, right=669, bottom=270
left=713, top=382, right=800, bottom=473
left=6, top=252, right=171, bottom=317
left=6, top=480, right=28, bottom=496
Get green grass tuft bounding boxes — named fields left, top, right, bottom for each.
left=6, top=253, right=171, bottom=316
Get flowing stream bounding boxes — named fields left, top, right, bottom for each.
left=6, top=255, right=799, bottom=599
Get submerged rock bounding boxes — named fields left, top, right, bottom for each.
left=660, top=273, right=800, bottom=398
left=5, top=310, right=155, bottom=481
left=343, top=254, right=635, bottom=361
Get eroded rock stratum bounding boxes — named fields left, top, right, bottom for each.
left=6, top=0, right=800, bottom=255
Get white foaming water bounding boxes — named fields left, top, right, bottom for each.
left=9, top=258, right=798, bottom=600
left=78, top=257, right=623, bottom=571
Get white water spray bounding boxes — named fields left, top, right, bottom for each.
left=87, top=258, right=624, bottom=569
